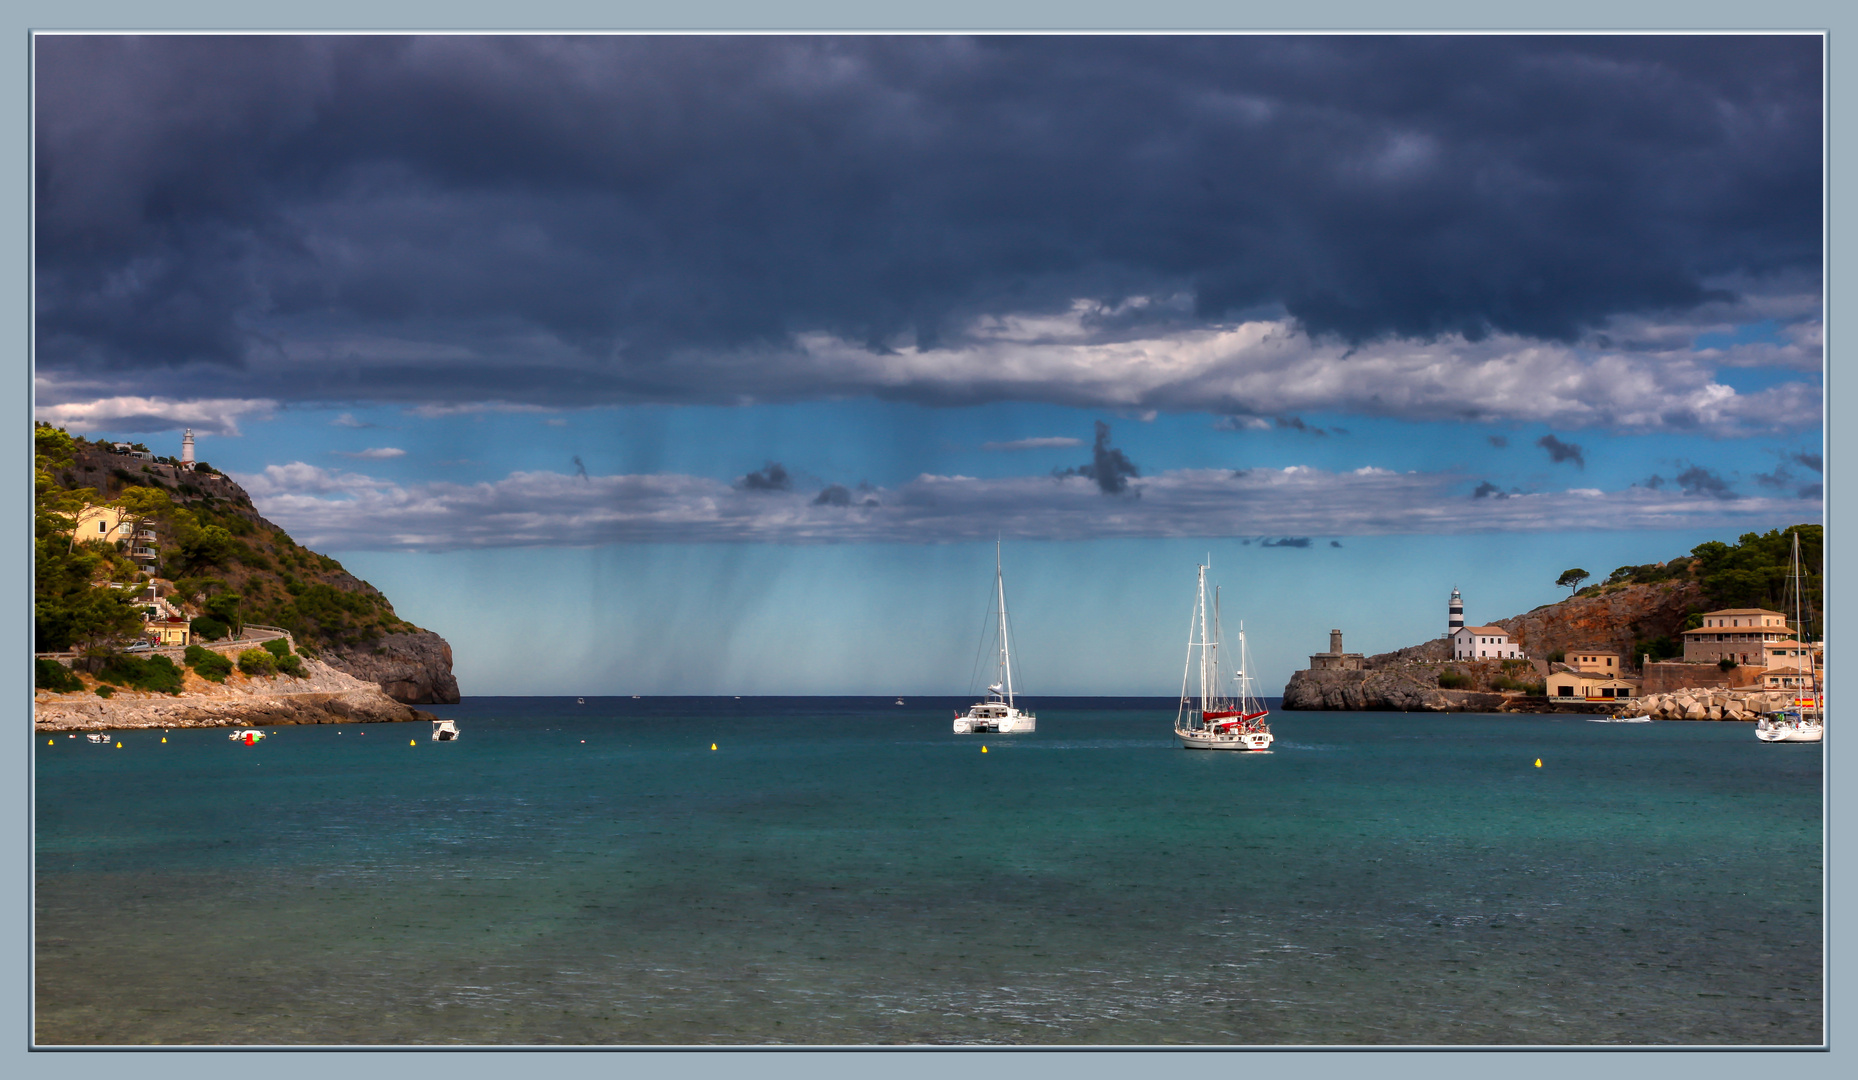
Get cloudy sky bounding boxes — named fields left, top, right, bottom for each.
left=34, top=34, right=1824, bottom=695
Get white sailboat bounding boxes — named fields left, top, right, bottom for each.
left=1176, top=563, right=1272, bottom=751
left=954, top=543, right=1036, bottom=734
left=1757, top=530, right=1823, bottom=744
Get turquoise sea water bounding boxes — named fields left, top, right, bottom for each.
left=35, top=699, right=1822, bottom=1045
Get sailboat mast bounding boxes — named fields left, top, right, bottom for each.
left=1792, top=531, right=1817, bottom=701
left=1196, top=564, right=1211, bottom=714
left=996, top=541, right=1014, bottom=707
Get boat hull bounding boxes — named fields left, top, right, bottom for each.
left=1176, top=725, right=1272, bottom=751
left=954, top=714, right=1035, bottom=734
left=1756, top=722, right=1823, bottom=743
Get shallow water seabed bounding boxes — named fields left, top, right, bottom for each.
left=35, top=701, right=1822, bottom=1045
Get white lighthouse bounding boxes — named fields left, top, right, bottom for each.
left=1448, top=587, right=1464, bottom=636
left=181, top=429, right=195, bottom=469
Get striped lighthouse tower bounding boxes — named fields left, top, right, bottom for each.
left=1448, top=587, right=1464, bottom=637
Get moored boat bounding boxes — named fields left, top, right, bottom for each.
left=954, top=542, right=1035, bottom=734
left=1757, top=532, right=1823, bottom=744
left=431, top=718, right=460, bottom=741
left=1175, top=563, right=1272, bottom=751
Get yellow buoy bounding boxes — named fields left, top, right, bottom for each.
left=115, top=742, right=122, bottom=748
left=161, top=737, right=167, bottom=743
left=1535, top=758, right=1542, bottom=767
left=981, top=746, right=988, bottom=753
left=711, top=743, right=718, bottom=750
left=47, top=739, right=53, bottom=745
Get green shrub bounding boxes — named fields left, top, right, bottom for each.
left=184, top=644, right=233, bottom=683
left=238, top=649, right=277, bottom=677
left=262, top=637, right=291, bottom=659
left=94, top=684, right=113, bottom=698
left=35, top=658, right=83, bottom=693
left=1437, top=669, right=1471, bottom=690
left=276, top=653, right=305, bottom=678
left=190, top=616, right=229, bottom=642
left=95, top=653, right=185, bottom=695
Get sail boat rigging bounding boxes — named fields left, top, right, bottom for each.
left=1756, top=530, right=1823, bottom=743
left=1175, top=563, right=1272, bottom=751
left=954, top=542, right=1036, bottom=734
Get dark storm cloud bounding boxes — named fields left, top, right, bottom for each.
left=813, top=484, right=852, bottom=506
left=1260, top=537, right=1312, bottom=548
left=1329, top=540, right=1342, bottom=548
left=1675, top=465, right=1733, bottom=499
left=32, top=35, right=1822, bottom=408
left=1276, top=416, right=1325, bottom=435
left=1790, top=451, right=1822, bottom=473
left=1054, top=421, right=1141, bottom=495
left=738, top=462, right=791, bottom=492
left=1536, top=434, right=1585, bottom=468
left=1472, top=481, right=1504, bottom=499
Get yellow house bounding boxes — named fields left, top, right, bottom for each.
left=148, top=616, right=191, bottom=647
left=69, top=504, right=160, bottom=566
left=1547, top=667, right=1640, bottom=702
left=1566, top=649, right=1623, bottom=674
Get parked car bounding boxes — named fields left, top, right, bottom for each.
left=123, top=641, right=155, bottom=653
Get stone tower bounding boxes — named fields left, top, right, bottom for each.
left=181, top=428, right=195, bottom=467
left=1448, top=587, right=1464, bottom=636
left=1330, top=628, right=1344, bottom=654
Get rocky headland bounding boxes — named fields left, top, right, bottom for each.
left=34, top=654, right=437, bottom=733
left=44, top=437, right=460, bottom=705
left=1282, top=579, right=1739, bottom=715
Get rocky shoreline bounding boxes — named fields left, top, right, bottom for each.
left=33, top=656, right=437, bottom=733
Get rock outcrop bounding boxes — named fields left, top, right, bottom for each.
left=319, top=631, right=461, bottom=704
left=1282, top=666, right=1506, bottom=712
left=1492, top=580, right=1704, bottom=661
left=33, top=656, right=436, bottom=732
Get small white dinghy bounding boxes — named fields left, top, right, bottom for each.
left=1590, top=715, right=1653, bottom=723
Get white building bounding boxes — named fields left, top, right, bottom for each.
left=1451, top=625, right=1522, bottom=660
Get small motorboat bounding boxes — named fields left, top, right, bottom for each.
left=85, top=733, right=108, bottom=743
left=896, top=698, right=905, bottom=706
left=431, top=718, right=460, bottom=742
left=1591, top=715, right=1653, bottom=723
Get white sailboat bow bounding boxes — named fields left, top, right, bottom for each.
left=955, top=543, right=1036, bottom=734
left=1176, top=563, right=1272, bottom=751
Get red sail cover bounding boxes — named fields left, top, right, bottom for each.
left=1205, top=709, right=1269, bottom=725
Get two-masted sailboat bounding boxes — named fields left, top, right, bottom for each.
left=1756, top=530, right=1823, bottom=744
left=954, top=543, right=1036, bottom=734
left=1175, top=563, right=1272, bottom=751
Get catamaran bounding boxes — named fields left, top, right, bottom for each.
left=954, top=543, right=1035, bottom=734
left=1176, top=563, right=1272, bottom=751
left=1757, top=530, right=1823, bottom=744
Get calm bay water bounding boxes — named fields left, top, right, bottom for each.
left=35, top=698, right=1822, bottom=1045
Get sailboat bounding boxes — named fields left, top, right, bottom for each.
left=1757, top=530, right=1823, bottom=744
left=954, top=543, right=1036, bottom=734
left=1175, top=563, right=1272, bottom=751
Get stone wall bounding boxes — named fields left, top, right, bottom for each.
left=1640, top=660, right=1763, bottom=695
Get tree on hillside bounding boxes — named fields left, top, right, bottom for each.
left=1556, top=568, right=1590, bottom=595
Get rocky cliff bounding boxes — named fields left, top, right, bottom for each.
left=319, top=631, right=461, bottom=704
left=1281, top=663, right=1509, bottom=712
left=1489, top=579, right=1704, bottom=662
